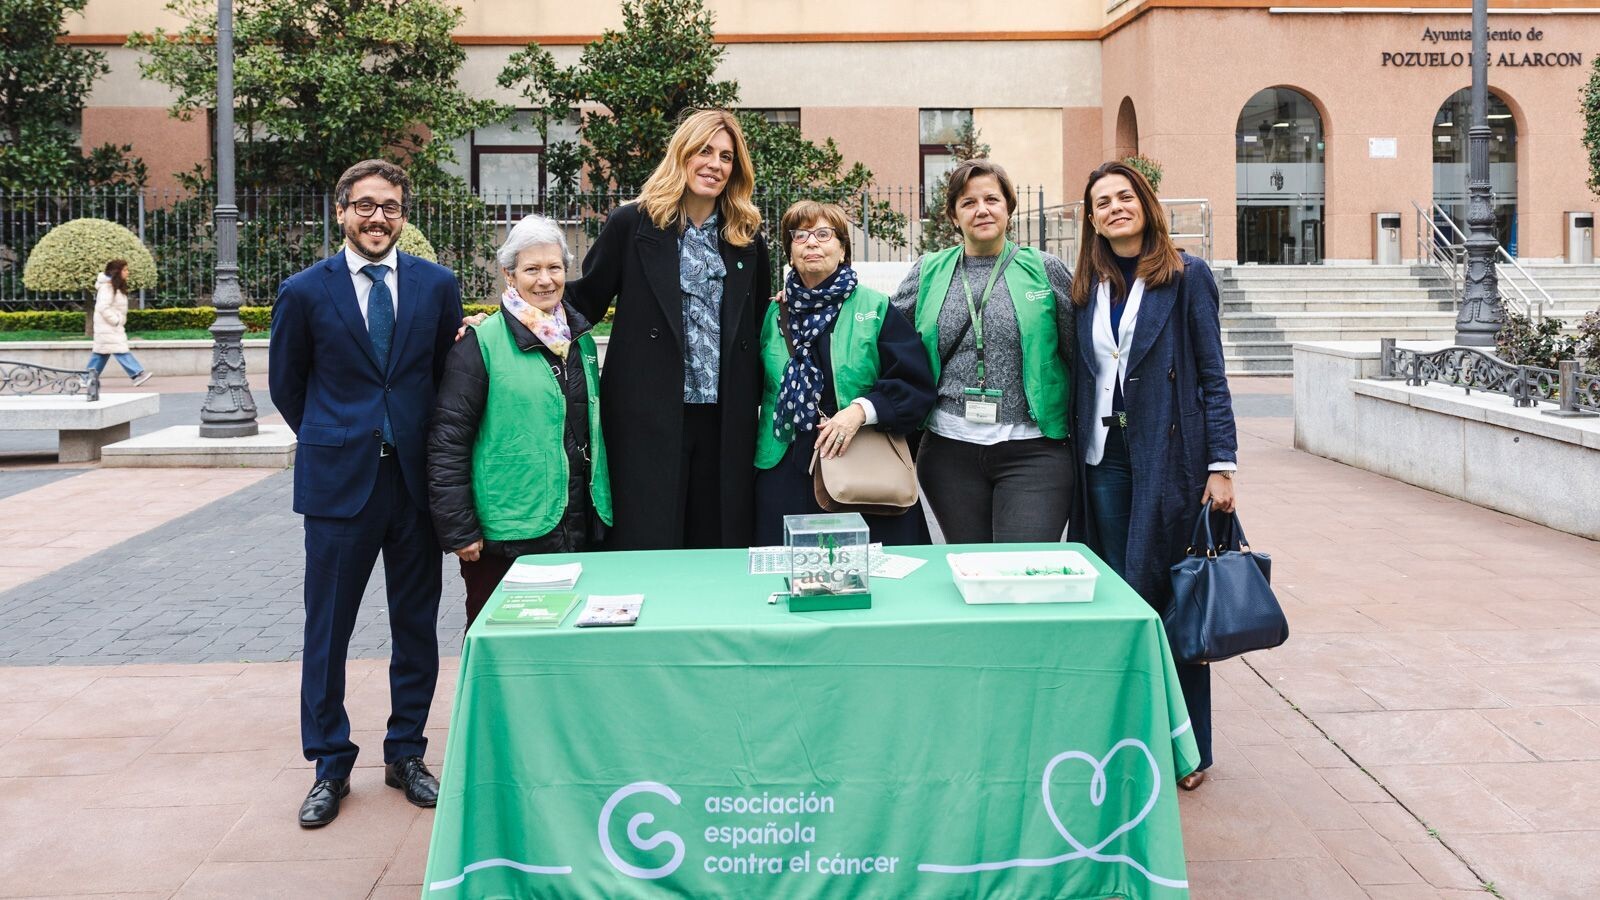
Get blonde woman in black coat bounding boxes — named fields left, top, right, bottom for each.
left=564, top=109, right=771, bottom=550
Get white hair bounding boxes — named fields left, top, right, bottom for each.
left=496, top=215, right=571, bottom=270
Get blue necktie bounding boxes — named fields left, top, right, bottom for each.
left=362, top=264, right=396, bottom=446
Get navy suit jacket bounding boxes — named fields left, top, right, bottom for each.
left=269, top=251, right=464, bottom=519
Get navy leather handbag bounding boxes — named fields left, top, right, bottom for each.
left=1165, top=502, right=1289, bottom=664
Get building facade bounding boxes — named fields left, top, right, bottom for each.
left=68, top=0, right=1600, bottom=263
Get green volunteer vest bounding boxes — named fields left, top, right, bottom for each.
left=755, top=284, right=890, bottom=469
left=470, top=315, right=613, bottom=541
left=913, top=243, right=1071, bottom=439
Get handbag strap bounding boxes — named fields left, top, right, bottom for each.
left=1186, top=500, right=1218, bottom=558
left=1228, top=511, right=1253, bottom=553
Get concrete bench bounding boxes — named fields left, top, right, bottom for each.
left=0, top=360, right=160, bottom=462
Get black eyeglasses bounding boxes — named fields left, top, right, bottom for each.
left=348, top=199, right=406, bottom=219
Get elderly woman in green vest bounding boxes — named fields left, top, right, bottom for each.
left=753, top=200, right=937, bottom=546
left=891, top=158, right=1076, bottom=543
left=428, top=215, right=611, bottom=626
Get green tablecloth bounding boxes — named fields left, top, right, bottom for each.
left=424, top=543, right=1198, bottom=899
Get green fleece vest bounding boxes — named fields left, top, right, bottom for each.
left=755, top=285, right=890, bottom=469
left=471, top=316, right=612, bottom=541
left=914, top=243, right=1071, bottom=439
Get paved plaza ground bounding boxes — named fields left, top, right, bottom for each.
left=0, top=373, right=1595, bottom=898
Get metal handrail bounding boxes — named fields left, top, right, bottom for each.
left=1045, top=198, right=1212, bottom=264
left=1378, top=337, right=1597, bottom=414
left=1412, top=202, right=1549, bottom=321
left=1412, top=200, right=1464, bottom=308
left=0, top=359, right=100, bottom=401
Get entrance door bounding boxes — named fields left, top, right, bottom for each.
left=1235, top=87, right=1325, bottom=264
left=1432, top=89, right=1518, bottom=255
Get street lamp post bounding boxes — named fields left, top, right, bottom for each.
left=199, top=0, right=259, bottom=437
left=1454, top=0, right=1504, bottom=347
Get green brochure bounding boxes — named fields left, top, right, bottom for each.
left=487, top=591, right=579, bottom=627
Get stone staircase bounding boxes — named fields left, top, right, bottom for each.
left=1508, top=263, right=1600, bottom=323
left=1215, top=265, right=1458, bottom=376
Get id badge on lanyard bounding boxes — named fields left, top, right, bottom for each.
left=959, top=245, right=1012, bottom=426
left=963, top=387, right=1002, bottom=424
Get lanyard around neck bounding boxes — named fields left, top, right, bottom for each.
left=958, top=241, right=1015, bottom=388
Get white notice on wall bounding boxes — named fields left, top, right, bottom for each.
left=1369, top=137, right=1398, bottom=159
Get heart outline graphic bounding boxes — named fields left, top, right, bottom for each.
left=1042, top=739, right=1162, bottom=858
left=918, top=738, right=1187, bottom=890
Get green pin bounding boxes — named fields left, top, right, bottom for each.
left=737, top=261, right=744, bottom=270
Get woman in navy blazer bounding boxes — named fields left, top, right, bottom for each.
left=1067, top=161, right=1238, bottom=791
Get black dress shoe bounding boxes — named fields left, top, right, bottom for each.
left=298, top=777, right=350, bottom=828
left=385, top=756, right=439, bottom=807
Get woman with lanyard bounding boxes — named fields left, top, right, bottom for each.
left=1068, top=160, right=1237, bottom=791
left=753, top=200, right=936, bottom=546
left=890, top=158, right=1075, bottom=543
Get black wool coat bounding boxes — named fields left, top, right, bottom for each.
left=564, top=202, right=771, bottom=550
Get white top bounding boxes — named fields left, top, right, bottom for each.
left=1084, top=275, right=1237, bottom=473
left=1083, top=276, right=1145, bottom=466
left=928, top=410, right=1044, bottom=446
left=343, top=244, right=399, bottom=326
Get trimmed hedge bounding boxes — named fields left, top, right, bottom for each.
left=0, top=306, right=274, bottom=334
left=0, top=309, right=83, bottom=332
left=0, top=301, right=593, bottom=334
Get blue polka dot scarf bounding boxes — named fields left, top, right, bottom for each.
left=774, top=265, right=858, bottom=442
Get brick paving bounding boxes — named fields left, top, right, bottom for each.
left=0, top=469, right=468, bottom=665
left=0, top=376, right=1596, bottom=898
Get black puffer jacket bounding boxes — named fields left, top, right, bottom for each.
left=428, top=300, right=602, bottom=557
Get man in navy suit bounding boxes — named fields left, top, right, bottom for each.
left=269, top=159, right=464, bottom=827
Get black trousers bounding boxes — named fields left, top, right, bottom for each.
left=300, top=454, right=441, bottom=781
left=1087, top=427, right=1213, bottom=771
left=459, top=553, right=516, bottom=629
left=679, top=403, right=724, bottom=549
left=916, top=432, right=1075, bottom=544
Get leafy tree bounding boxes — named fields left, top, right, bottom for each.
left=130, top=0, right=505, bottom=190
left=1586, top=56, right=1600, bottom=198
left=917, top=120, right=990, bottom=254
left=128, top=1, right=505, bottom=304
left=498, top=0, right=905, bottom=255
left=0, top=0, right=145, bottom=188
left=737, top=113, right=906, bottom=258
left=1124, top=153, right=1163, bottom=193
left=498, top=0, right=737, bottom=194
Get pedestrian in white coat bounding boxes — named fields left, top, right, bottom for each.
left=86, top=259, right=151, bottom=385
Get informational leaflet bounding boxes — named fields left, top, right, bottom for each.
left=870, top=552, right=927, bottom=579
left=576, top=594, right=645, bottom=628
left=487, top=592, right=579, bottom=627
left=502, top=561, right=582, bottom=591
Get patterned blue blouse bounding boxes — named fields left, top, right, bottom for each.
left=678, top=211, right=726, bottom=404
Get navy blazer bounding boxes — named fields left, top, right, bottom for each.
left=269, top=251, right=465, bottom=519
left=1068, top=252, right=1237, bottom=607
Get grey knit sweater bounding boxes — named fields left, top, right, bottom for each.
left=891, top=250, right=1075, bottom=426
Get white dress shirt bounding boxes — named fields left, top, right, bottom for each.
left=344, top=244, right=399, bottom=327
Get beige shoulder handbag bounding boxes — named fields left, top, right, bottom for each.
left=808, top=428, right=918, bottom=516
left=776, top=297, right=919, bottom=516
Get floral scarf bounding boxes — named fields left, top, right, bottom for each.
left=501, top=284, right=571, bottom=360
left=773, top=265, right=859, bottom=442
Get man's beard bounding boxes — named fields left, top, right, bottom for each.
left=345, top=221, right=398, bottom=260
